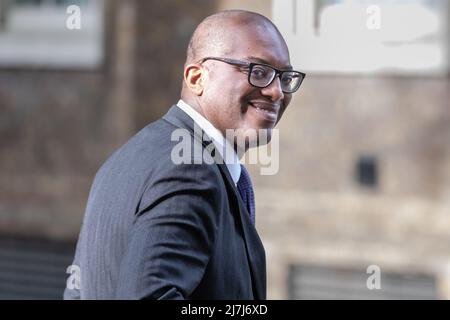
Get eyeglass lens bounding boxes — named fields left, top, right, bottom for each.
left=249, top=64, right=303, bottom=93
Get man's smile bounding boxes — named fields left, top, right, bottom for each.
left=248, top=101, right=279, bottom=123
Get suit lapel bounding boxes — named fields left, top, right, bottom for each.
left=215, top=162, right=267, bottom=300
left=163, top=105, right=266, bottom=300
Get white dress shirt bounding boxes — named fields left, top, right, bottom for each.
left=177, top=99, right=241, bottom=185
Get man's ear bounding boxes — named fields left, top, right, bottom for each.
left=184, top=64, right=206, bottom=96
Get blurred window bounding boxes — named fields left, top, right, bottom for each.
left=356, top=155, right=378, bottom=188
left=0, top=0, right=104, bottom=69
left=0, top=236, right=75, bottom=299
left=273, top=0, right=449, bottom=74
left=289, top=264, right=437, bottom=299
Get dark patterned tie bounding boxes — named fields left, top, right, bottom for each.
left=237, top=164, right=256, bottom=225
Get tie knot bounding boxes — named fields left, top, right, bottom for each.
left=238, top=164, right=252, bottom=190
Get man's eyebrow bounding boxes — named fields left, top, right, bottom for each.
left=245, top=56, right=293, bottom=70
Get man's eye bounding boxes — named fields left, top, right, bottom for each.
left=282, top=74, right=299, bottom=84
left=282, top=77, right=294, bottom=86
left=251, top=67, right=267, bottom=78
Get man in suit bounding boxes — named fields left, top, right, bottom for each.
left=64, top=10, right=304, bottom=300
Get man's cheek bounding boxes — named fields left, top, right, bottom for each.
left=276, top=106, right=286, bottom=124
left=278, top=97, right=291, bottom=121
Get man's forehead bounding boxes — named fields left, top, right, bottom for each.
left=225, top=25, right=291, bottom=68
left=188, top=11, right=290, bottom=67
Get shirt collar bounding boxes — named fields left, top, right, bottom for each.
left=176, top=99, right=241, bottom=185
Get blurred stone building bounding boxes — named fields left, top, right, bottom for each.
left=0, top=0, right=449, bottom=299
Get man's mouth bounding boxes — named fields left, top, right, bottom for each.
left=248, top=102, right=279, bottom=123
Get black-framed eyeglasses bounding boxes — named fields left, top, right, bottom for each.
left=198, top=57, right=305, bottom=94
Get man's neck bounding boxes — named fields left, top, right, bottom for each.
left=179, top=96, right=250, bottom=157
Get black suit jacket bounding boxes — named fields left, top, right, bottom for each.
left=64, top=105, right=266, bottom=299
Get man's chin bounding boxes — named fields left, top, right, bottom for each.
left=231, top=127, right=273, bottom=153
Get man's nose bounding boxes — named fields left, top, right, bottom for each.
left=261, top=76, right=284, bottom=102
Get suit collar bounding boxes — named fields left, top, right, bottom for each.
left=176, top=100, right=241, bottom=185
left=163, top=104, right=197, bottom=135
